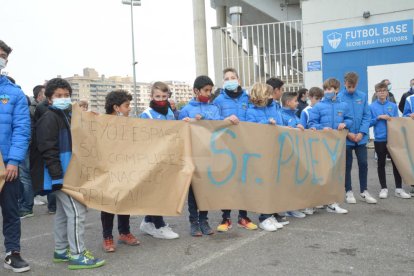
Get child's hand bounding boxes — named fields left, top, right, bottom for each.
left=297, top=124, right=305, bottom=131
left=226, top=115, right=240, bottom=125
left=195, top=114, right=203, bottom=120
left=337, top=123, right=346, bottom=130
left=182, top=117, right=191, bottom=122
left=378, top=115, right=391, bottom=121
left=269, top=118, right=276, bottom=125
left=323, top=127, right=332, bottom=131
left=355, top=133, right=363, bottom=142
left=410, top=113, right=414, bottom=119
left=347, top=133, right=356, bottom=141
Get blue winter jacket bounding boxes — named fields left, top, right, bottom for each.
left=403, top=94, right=414, bottom=117
left=300, top=105, right=313, bottom=129
left=178, top=99, right=220, bottom=120
left=213, top=89, right=249, bottom=121
left=246, top=101, right=283, bottom=125
left=140, top=107, right=175, bottom=120
left=0, top=75, right=30, bottom=165
left=308, top=98, right=353, bottom=130
left=338, top=89, right=370, bottom=146
left=280, top=108, right=302, bottom=127
left=369, top=100, right=398, bottom=142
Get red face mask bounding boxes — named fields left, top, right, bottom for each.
left=153, top=100, right=168, bottom=107
left=198, top=95, right=210, bottom=103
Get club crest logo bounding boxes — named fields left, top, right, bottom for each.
left=0, top=94, right=10, bottom=104
left=387, top=106, right=393, bottom=112
left=327, top=32, right=342, bottom=49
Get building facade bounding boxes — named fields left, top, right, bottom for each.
left=66, top=68, right=193, bottom=114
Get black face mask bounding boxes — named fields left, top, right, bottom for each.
left=150, top=100, right=169, bottom=115
left=267, top=99, right=273, bottom=106
left=224, top=86, right=243, bottom=98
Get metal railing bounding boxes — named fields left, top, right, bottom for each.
left=212, top=20, right=303, bottom=91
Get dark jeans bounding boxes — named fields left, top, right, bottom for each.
left=1, top=178, right=21, bottom=253
left=18, top=154, right=33, bottom=213
left=188, top=186, right=208, bottom=223
left=145, top=216, right=166, bottom=229
left=374, top=142, right=402, bottom=189
left=222, top=209, right=248, bottom=220
left=345, top=144, right=368, bottom=193
left=101, top=211, right=130, bottom=239
left=47, top=192, right=56, bottom=212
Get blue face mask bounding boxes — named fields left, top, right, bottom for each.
left=223, top=80, right=239, bottom=91
left=324, top=92, right=335, bottom=100
left=52, top=97, right=72, bottom=110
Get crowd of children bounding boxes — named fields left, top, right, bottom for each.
left=1, top=36, right=414, bottom=273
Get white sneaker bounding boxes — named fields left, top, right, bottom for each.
left=33, top=196, right=46, bottom=206
left=302, top=208, right=315, bottom=215
left=379, top=188, right=388, bottom=199
left=285, top=210, right=306, bottom=218
left=395, top=188, right=412, bottom=199
left=345, top=191, right=356, bottom=204
left=140, top=220, right=156, bottom=236
left=259, top=217, right=278, bottom=232
left=360, top=191, right=377, bottom=204
left=315, top=205, right=324, bottom=209
left=326, top=203, right=348, bottom=214
left=270, top=216, right=284, bottom=229
left=152, top=226, right=179, bottom=239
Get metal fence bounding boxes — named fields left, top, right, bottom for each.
left=212, top=20, right=303, bottom=91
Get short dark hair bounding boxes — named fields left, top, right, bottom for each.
left=0, top=40, right=12, bottom=56
left=105, top=89, right=132, bottom=114
left=375, top=82, right=388, bottom=92
left=323, top=78, right=340, bottom=90
left=45, top=78, right=72, bottom=99
left=344, top=72, right=359, bottom=86
left=297, top=88, right=308, bottom=99
left=223, top=68, right=239, bottom=79
left=6, top=76, right=15, bottom=84
left=308, top=87, right=324, bottom=99
left=281, top=91, right=298, bottom=106
left=266, top=77, right=284, bottom=90
left=33, top=85, right=45, bottom=99
left=193, top=75, right=214, bottom=90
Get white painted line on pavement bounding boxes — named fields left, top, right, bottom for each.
left=180, top=231, right=268, bottom=273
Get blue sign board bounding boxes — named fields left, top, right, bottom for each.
left=323, top=19, right=413, bottom=53
left=307, top=61, right=321, bottom=71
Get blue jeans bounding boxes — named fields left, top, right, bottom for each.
left=145, top=216, right=166, bottom=229
left=345, top=144, right=368, bottom=193
left=18, top=153, right=33, bottom=213
left=188, top=186, right=208, bottom=223
left=222, top=210, right=247, bottom=220
left=1, top=178, right=22, bottom=253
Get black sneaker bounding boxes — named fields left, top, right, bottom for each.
left=4, top=252, right=30, bottom=273
left=274, top=213, right=289, bottom=226
left=199, top=220, right=214, bottom=235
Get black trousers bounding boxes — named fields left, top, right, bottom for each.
left=101, top=211, right=130, bottom=239
left=374, top=141, right=402, bottom=189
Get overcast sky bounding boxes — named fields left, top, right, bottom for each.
left=1, top=0, right=216, bottom=95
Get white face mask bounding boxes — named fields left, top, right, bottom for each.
left=0, top=58, right=6, bottom=70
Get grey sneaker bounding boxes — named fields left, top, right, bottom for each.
left=190, top=222, right=202, bottom=237
left=199, top=220, right=214, bottom=235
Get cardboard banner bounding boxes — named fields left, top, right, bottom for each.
left=387, top=118, right=414, bottom=185
left=62, top=105, right=195, bottom=215
left=190, top=121, right=346, bottom=214
left=0, top=153, right=5, bottom=193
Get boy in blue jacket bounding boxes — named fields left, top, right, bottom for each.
left=246, top=83, right=284, bottom=231
left=370, top=82, right=411, bottom=199
left=180, top=76, right=218, bottom=237
left=0, top=40, right=31, bottom=273
left=300, top=87, right=324, bottom=129
left=36, top=78, right=105, bottom=270
left=213, top=68, right=257, bottom=232
left=308, top=78, right=352, bottom=214
left=338, top=72, right=377, bottom=205
left=402, top=87, right=414, bottom=195
left=139, top=81, right=179, bottom=239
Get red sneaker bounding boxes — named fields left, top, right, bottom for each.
left=103, top=237, right=116, bottom=253
left=118, top=233, right=140, bottom=246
